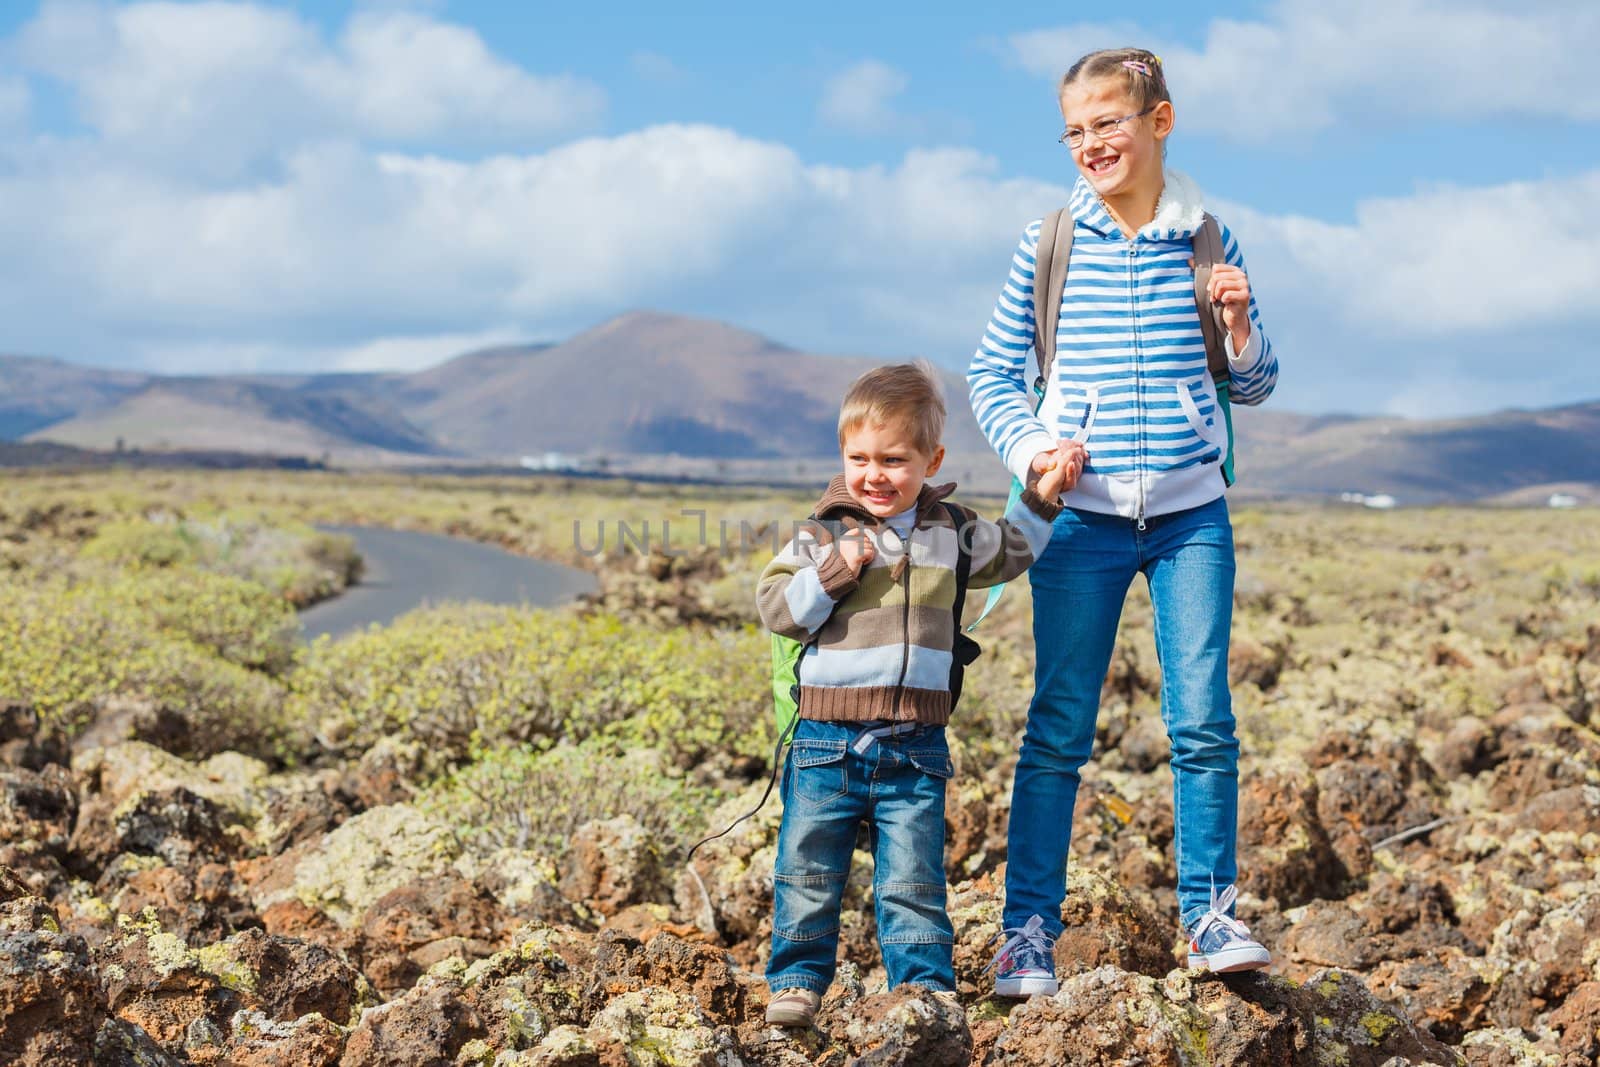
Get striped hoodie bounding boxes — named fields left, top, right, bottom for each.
left=968, top=170, right=1279, bottom=521
left=756, top=476, right=1061, bottom=725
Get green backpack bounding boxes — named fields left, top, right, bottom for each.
left=770, top=501, right=977, bottom=742
left=967, top=210, right=1234, bottom=631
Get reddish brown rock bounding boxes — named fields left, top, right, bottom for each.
left=820, top=984, right=970, bottom=1065
left=1486, top=892, right=1600, bottom=1028
left=340, top=979, right=483, bottom=1067
left=0, top=871, right=105, bottom=1067
left=1237, top=764, right=1349, bottom=909
left=94, top=1016, right=185, bottom=1066
left=0, top=702, right=69, bottom=770
left=203, top=927, right=365, bottom=1026
left=112, top=862, right=260, bottom=946
left=591, top=929, right=749, bottom=1025
left=1549, top=980, right=1600, bottom=1064
left=95, top=917, right=239, bottom=1054
left=225, top=1009, right=347, bottom=1067
left=1308, top=727, right=1443, bottom=878
left=560, top=814, right=670, bottom=918
left=1368, top=952, right=1494, bottom=1044
left=0, top=763, right=76, bottom=895
left=353, top=874, right=509, bottom=996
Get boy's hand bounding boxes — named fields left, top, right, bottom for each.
left=1033, top=441, right=1087, bottom=502
left=834, top=527, right=876, bottom=576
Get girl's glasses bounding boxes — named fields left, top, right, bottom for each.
left=1059, top=107, right=1155, bottom=149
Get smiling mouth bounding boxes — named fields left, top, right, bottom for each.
left=864, top=490, right=897, bottom=504
left=1088, top=154, right=1120, bottom=175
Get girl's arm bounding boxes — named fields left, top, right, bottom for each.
left=1215, top=219, right=1279, bottom=406
left=968, top=222, right=1060, bottom=484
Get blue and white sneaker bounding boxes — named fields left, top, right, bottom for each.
left=1186, top=883, right=1271, bottom=973
left=986, top=914, right=1059, bottom=997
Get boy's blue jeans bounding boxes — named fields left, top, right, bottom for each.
left=1005, top=496, right=1240, bottom=936
left=768, top=718, right=955, bottom=994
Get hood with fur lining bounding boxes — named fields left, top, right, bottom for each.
left=1067, top=168, right=1207, bottom=240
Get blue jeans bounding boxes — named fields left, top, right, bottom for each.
left=1006, top=496, right=1240, bottom=935
left=768, top=718, right=956, bottom=994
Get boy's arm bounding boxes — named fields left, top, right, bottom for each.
left=959, top=488, right=1063, bottom=590
left=756, top=523, right=862, bottom=641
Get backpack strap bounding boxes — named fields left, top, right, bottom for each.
left=1032, top=208, right=1074, bottom=395
left=941, top=501, right=981, bottom=707
left=1191, top=213, right=1230, bottom=381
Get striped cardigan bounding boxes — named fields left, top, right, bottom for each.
left=968, top=170, right=1279, bottom=522
left=756, top=476, right=1060, bottom=725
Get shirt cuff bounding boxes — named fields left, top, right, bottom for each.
left=1018, top=486, right=1064, bottom=523
left=814, top=547, right=860, bottom=601
left=1225, top=328, right=1263, bottom=374
left=1005, top=430, right=1058, bottom=485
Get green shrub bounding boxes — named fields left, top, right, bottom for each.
left=417, top=738, right=716, bottom=862
left=286, top=604, right=767, bottom=767
left=81, top=514, right=360, bottom=606
left=0, top=576, right=292, bottom=758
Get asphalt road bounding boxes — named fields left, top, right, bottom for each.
left=297, top=524, right=599, bottom=641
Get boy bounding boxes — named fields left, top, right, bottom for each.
left=755, top=361, right=1082, bottom=1026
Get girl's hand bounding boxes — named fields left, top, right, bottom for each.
left=835, top=528, right=875, bottom=575
left=1034, top=440, right=1087, bottom=502
left=1207, top=263, right=1252, bottom=351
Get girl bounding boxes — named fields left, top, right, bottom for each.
left=967, top=47, right=1280, bottom=997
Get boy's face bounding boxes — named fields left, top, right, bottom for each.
left=840, top=420, right=945, bottom=519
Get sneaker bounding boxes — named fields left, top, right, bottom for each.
left=1186, top=883, right=1271, bottom=973
left=986, top=914, right=1059, bottom=997
left=765, top=987, right=821, bottom=1027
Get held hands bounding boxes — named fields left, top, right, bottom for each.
left=833, top=526, right=876, bottom=576
left=1031, top=440, right=1088, bottom=502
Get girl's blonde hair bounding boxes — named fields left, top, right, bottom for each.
left=1058, top=47, right=1171, bottom=111
left=837, top=360, right=946, bottom=456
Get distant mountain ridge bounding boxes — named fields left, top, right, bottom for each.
left=4, top=311, right=1598, bottom=503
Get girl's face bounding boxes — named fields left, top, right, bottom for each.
left=1058, top=78, right=1172, bottom=200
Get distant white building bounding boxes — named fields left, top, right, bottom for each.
left=1549, top=493, right=1579, bottom=509
left=1339, top=492, right=1398, bottom=510
left=521, top=452, right=576, bottom=471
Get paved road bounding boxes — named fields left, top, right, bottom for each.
left=297, top=525, right=599, bottom=641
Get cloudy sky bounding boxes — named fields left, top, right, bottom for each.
left=0, top=0, right=1596, bottom=416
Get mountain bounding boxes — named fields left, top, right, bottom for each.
left=0, top=354, right=149, bottom=439
left=4, top=313, right=1598, bottom=503
left=397, top=312, right=990, bottom=460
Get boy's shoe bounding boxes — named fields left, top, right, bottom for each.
left=986, top=914, right=1059, bottom=997
left=1186, top=883, right=1271, bottom=973
left=765, top=987, right=822, bottom=1027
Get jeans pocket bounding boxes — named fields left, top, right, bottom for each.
left=789, top=740, right=847, bottom=808
left=907, top=747, right=953, bottom=780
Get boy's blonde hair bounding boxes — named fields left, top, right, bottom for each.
left=837, top=360, right=946, bottom=456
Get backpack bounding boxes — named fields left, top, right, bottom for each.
left=771, top=500, right=978, bottom=742
left=967, top=210, right=1233, bottom=632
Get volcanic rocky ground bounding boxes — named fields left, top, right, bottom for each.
left=2, top=499, right=1599, bottom=1065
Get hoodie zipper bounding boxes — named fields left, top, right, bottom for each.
left=889, top=531, right=912, bottom=722
left=1128, top=240, right=1148, bottom=531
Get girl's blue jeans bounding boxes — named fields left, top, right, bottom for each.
left=1005, top=495, right=1240, bottom=936
left=767, top=718, right=956, bottom=994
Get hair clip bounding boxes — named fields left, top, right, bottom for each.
left=1122, top=60, right=1151, bottom=76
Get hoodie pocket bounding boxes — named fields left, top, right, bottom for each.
left=1055, top=382, right=1100, bottom=444
left=1176, top=378, right=1228, bottom=449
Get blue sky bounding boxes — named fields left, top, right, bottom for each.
left=0, top=0, right=1596, bottom=415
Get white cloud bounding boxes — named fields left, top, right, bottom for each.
left=1217, top=170, right=1600, bottom=334
left=14, top=1, right=604, bottom=175
left=1009, top=0, right=1600, bottom=138
left=819, top=60, right=912, bottom=135
left=0, top=77, right=29, bottom=129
